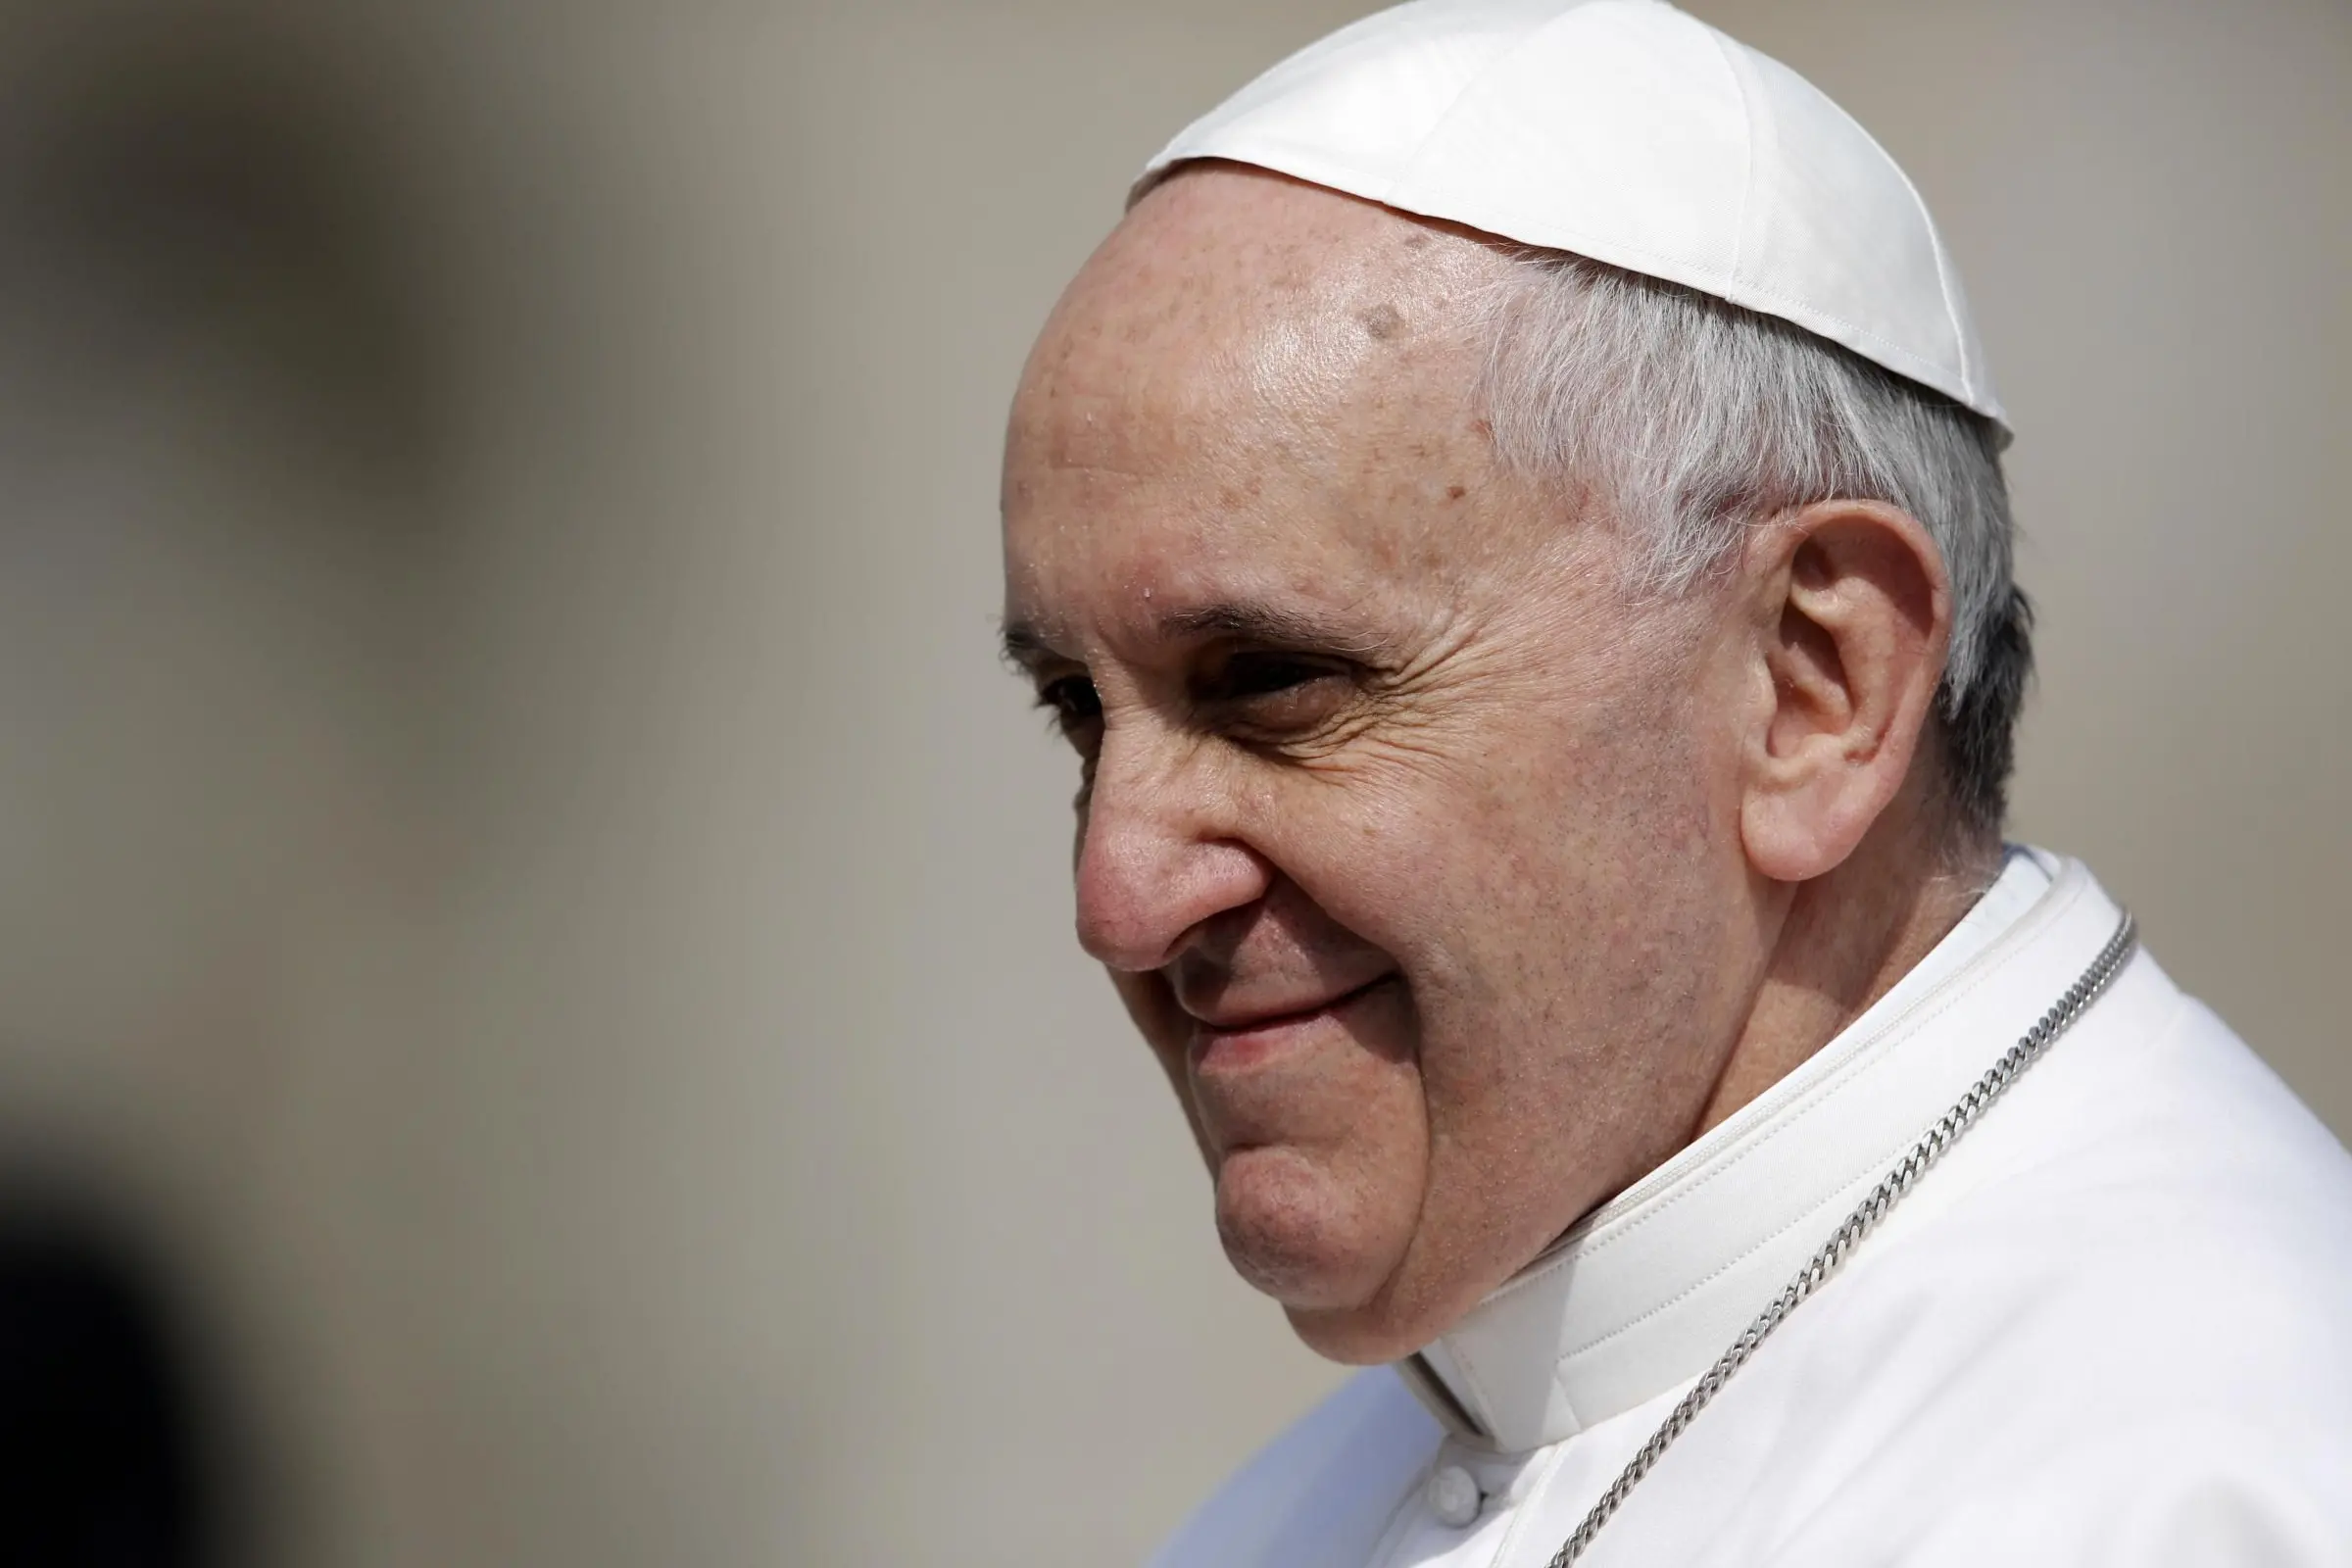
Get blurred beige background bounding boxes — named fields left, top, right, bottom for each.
left=0, top=0, right=2340, bottom=1563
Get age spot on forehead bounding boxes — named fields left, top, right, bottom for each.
left=1360, top=302, right=1406, bottom=341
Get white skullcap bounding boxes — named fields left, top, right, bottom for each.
left=1139, top=0, right=2006, bottom=430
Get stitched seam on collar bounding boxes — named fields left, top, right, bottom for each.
left=1553, top=1116, right=1935, bottom=1368
left=1473, top=871, right=2091, bottom=1309
left=1554, top=931, right=2134, bottom=1369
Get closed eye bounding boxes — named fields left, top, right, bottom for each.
left=1200, top=652, right=1348, bottom=704
left=1034, top=673, right=1102, bottom=737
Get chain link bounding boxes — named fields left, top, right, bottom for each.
left=1545, top=910, right=2138, bottom=1566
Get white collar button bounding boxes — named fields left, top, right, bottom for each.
left=1426, top=1464, right=1483, bottom=1529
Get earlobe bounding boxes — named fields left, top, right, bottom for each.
left=1739, top=502, right=1950, bottom=885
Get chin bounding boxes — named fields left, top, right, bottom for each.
left=1213, top=1144, right=1412, bottom=1344
left=1282, top=1299, right=1433, bottom=1366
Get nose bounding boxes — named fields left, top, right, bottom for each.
left=1073, top=727, right=1270, bottom=973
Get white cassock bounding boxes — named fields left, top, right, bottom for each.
left=1152, top=850, right=2352, bottom=1566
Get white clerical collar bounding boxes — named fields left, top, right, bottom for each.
left=1405, top=848, right=2123, bottom=1452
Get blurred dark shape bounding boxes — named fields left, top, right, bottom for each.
left=0, top=1203, right=213, bottom=1568
left=0, top=8, right=443, bottom=507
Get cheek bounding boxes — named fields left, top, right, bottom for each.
left=1401, top=715, right=1727, bottom=1114
left=1275, top=667, right=1725, bottom=1016
left=1251, top=675, right=1734, bottom=1263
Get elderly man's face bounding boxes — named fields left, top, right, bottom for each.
left=1001, top=169, right=1762, bottom=1361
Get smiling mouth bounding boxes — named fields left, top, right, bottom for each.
left=1191, top=973, right=1397, bottom=1041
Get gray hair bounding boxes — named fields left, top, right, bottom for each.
left=1476, top=249, right=2032, bottom=842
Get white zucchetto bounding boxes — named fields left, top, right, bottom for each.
left=1139, top=0, right=2006, bottom=430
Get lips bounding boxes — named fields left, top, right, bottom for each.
left=1184, top=973, right=1396, bottom=1072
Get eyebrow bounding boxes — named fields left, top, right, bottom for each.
left=1000, top=599, right=1391, bottom=673
left=1153, top=601, right=1383, bottom=655
left=999, top=618, right=1056, bottom=671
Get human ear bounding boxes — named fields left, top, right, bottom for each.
left=1738, top=500, right=1950, bottom=883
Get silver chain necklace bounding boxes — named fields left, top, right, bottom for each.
left=1545, top=910, right=2139, bottom=1566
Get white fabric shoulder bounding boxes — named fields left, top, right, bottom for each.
left=1598, top=967, right=2352, bottom=1565
left=1148, top=1369, right=1440, bottom=1568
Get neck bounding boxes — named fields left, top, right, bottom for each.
left=1697, top=821, right=2002, bottom=1136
